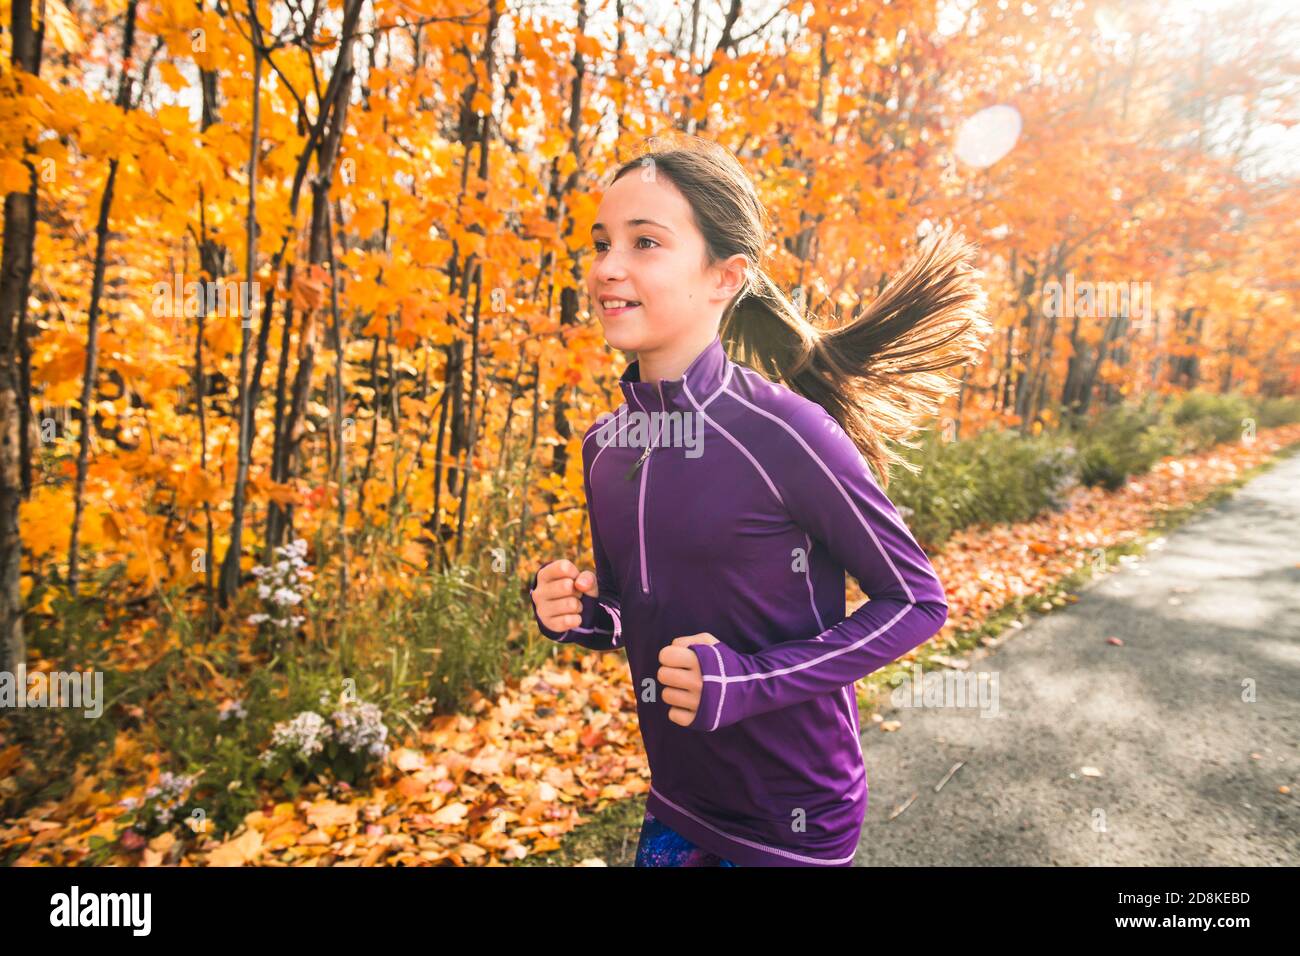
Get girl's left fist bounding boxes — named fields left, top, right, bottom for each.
left=658, top=634, right=720, bottom=727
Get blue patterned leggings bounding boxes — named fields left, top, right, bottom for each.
left=634, top=809, right=739, bottom=867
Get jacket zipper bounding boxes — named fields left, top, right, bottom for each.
left=633, top=381, right=666, bottom=594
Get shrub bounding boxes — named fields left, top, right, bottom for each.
left=116, top=770, right=205, bottom=839
left=256, top=692, right=392, bottom=792
left=1248, top=395, right=1300, bottom=429
left=890, top=426, right=1081, bottom=550
left=1071, top=397, right=1179, bottom=489
left=1167, top=390, right=1254, bottom=451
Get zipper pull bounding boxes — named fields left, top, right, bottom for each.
left=626, top=381, right=667, bottom=482
left=624, top=443, right=653, bottom=482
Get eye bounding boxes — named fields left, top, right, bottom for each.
left=591, top=236, right=657, bottom=252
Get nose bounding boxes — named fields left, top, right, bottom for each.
left=590, top=245, right=628, bottom=284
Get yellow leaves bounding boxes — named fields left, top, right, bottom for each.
left=349, top=201, right=386, bottom=239
left=490, top=339, right=518, bottom=363
left=556, top=151, right=577, bottom=183
left=359, top=313, right=390, bottom=338
left=262, top=480, right=302, bottom=507
left=19, top=485, right=76, bottom=559
left=177, top=468, right=220, bottom=507
left=40, top=0, right=84, bottom=55
left=408, top=235, right=453, bottom=267
left=589, top=687, right=616, bottom=712
left=139, top=144, right=178, bottom=189
left=83, top=818, right=122, bottom=842
left=400, top=540, right=428, bottom=570
left=562, top=194, right=599, bottom=253
left=101, top=510, right=127, bottom=544
left=519, top=212, right=558, bottom=242
left=429, top=801, right=469, bottom=826
left=420, top=315, right=457, bottom=346
left=391, top=748, right=426, bottom=773
left=0, top=642, right=648, bottom=864
left=158, top=62, right=188, bottom=93
left=349, top=272, right=387, bottom=317
left=0, top=158, right=31, bottom=193
left=447, top=225, right=486, bottom=259
left=537, top=129, right=568, bottom=162
left=291, top=264, right=331, bottom=314
left=141, top=831, right=176, bottom=866
left=305, top=800, right=358, bottom=832
left=32, top=329, right=86, bottom=389
left=205, top=827, right=264, bottom=866
left=263, top=817, right=308, bottom=851
left=573, top=34, right=604, bottom=59
left=204, top=310, right=242, bottom=358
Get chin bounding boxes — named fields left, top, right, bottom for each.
left=598, top=321, right=642, bottom=352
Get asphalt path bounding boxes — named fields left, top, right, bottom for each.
left=854, top=450, right=1300, bottom=865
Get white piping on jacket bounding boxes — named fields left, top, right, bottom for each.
left=797, top=533, right=855, bottom=745
left=637, top=382, right=668, bottom=592
left=681, top=373, right=783, bottom=505
left=802, top=531, right=826, bottom=634
left=586, top=404, right=631, bottom=477
left=690, top=374, right=925, bottom=698
left=698, top=641, right=728, bottom=731
left=685, top=370, right=860, bottom=747
left=722, top=375, right=917, bottom=603
left=563, top=597, right=621, bottom=643
left=700, top=602, right=914, bottom=688
left=529, top=583, right=619, bottom=644
left=648, top=785, right=857, bottom=866
left=561, top=411, right=633, bottom=646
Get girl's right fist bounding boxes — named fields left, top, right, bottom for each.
left=532, top=559, right=598, bottom=632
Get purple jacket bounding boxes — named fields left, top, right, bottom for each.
left=529, top=333, right=949, bottom=866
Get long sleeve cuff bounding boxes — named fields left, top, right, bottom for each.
left=685, top=598, right=948, bottom=733
left=529, top=566, right=623, bottom=650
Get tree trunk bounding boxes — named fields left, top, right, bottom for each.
left=258, top=0, right=364, bottom=559
left=217, top=0, right=263, bottom=606
left=0, top=0, right=45, bottom=673
left=68, top=0, right=140, bottom=599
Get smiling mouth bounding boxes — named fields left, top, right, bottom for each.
left=602, top=300, right=641, bottom=312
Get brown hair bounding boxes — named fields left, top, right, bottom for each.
left=607, top=133, right=992, bottom=488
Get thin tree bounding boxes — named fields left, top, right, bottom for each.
left=67, top=0, right=141, bottom=598
left=0, top=0, right=45, bottom=673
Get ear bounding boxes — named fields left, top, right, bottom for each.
left=712, top=253, right=749, bottom=303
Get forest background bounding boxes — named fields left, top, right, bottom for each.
left=0, top=0, right=1297, bottom=863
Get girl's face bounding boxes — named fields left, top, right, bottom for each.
left=587, top=171, right=745, bottom=355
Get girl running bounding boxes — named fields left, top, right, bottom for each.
left=530, top=134, right=990, bottom=867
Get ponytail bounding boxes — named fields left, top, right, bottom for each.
left=720, top=225, right=991, bottom=487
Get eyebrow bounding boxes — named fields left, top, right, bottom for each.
left=590, top=218, right=676, bottom=236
